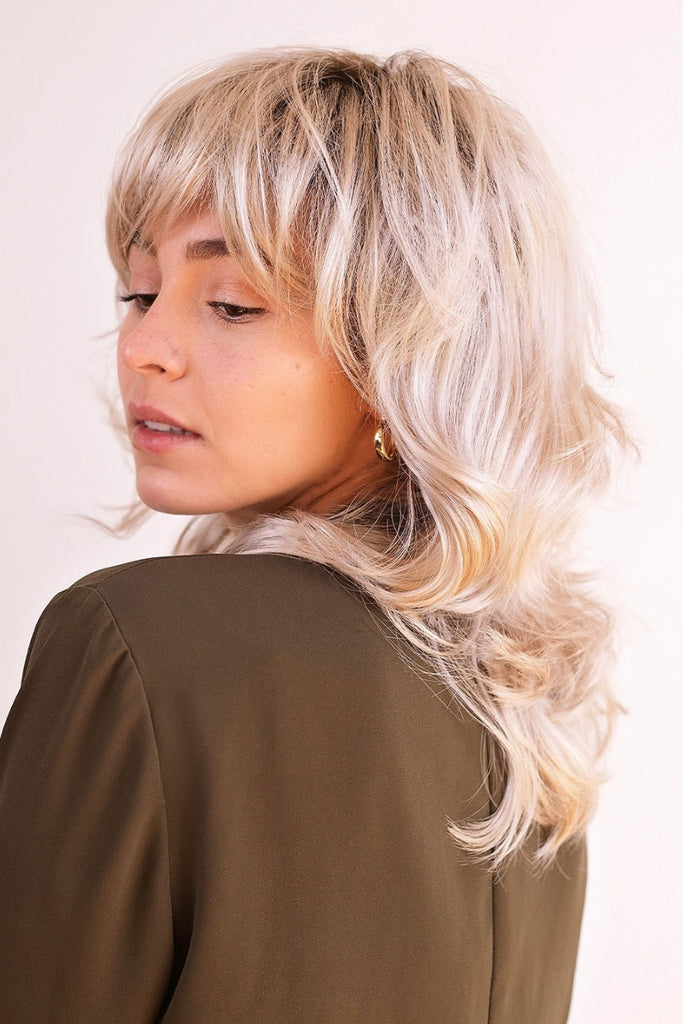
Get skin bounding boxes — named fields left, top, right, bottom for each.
left=118, top=211, right=392, bottom=517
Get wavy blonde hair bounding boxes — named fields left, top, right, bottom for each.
left=107, top=47, right=627, bottom=867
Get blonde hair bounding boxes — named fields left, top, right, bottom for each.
left=107, top=47, right=627, bottom=866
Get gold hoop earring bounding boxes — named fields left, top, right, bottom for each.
left=374, top=421, right=396, bottom=462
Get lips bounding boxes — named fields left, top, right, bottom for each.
left=129, top=403, right=199, bottom=436
left=140, top=419, right=191, bottom=436
left=128, top=403, right=201, bottom=453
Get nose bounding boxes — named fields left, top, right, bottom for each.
left=118, top=303, right=187, bottom=380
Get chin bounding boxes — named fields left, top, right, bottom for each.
left=137, top=493, right=199, bottom=516
left=136, top=483, right=259, bottom=518
left=135, top=480, right=206, bottom=516
left=134, top=468, right=304, bottom=517
left=133, top=466, right=208, bottom=516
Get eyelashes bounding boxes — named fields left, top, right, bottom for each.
left=118, top=293, right=266, bottom=323
left=119, top=292, right=156, bottom=313
left=207, top=300, right=266, bottom=324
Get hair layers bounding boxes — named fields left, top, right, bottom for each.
left=107, top=48, right=627, bottom=866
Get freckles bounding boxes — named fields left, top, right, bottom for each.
left=204, top=345, right=252, bottom=384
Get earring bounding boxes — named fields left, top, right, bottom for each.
left=374, top=421, right=396, bottom=462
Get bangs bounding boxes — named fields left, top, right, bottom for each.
left=106, top=50, right=384, bottom=308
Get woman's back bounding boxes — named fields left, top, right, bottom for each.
left=0, top=553, right=585, bottom=1021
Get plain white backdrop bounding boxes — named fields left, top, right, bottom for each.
left=1, top=2, right=681, bottom=1020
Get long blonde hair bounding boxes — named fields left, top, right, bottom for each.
left=107, top=47, right=627, bottom=866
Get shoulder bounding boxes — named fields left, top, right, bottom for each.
left=51, top=553, right=480, bottom=765
left=71, top=551, right=333, bottom=595
left=21, top=554, right=368, bottom=708
left=28, top=553, right=485, bottom=805
left=65, top=552, right=381, bottom=659
left=70, top=551, right=365, bottom=616
left=46, top=553, right=409, bottom=709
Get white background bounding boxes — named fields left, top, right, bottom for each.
left=1, top=2, right=681, bottom=1020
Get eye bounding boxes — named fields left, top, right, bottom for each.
left=207, top=301, right=266, bottom=324
left=119, top=292, right=157, bottom=314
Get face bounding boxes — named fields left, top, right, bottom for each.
left=118, top=211, right=390, bottom=516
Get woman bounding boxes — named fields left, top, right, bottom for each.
left=0, top=48, right=625, bottom=1021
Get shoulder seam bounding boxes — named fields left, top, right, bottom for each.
left=70, top=556, right=181, bottom=589
left=78, top=585, right=176, bottom=938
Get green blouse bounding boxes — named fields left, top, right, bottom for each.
left=0, top=553, right=586, bottom=1022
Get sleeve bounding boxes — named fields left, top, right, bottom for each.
left=0, top=586, right=174, bottom=1023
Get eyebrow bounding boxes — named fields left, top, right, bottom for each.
left=130, top=236, right=230, bottom=261
left=184, top=237, right=231, bottom=261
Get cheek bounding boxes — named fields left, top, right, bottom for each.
left=265, top=365, right=348, bottom=431
left=199, top=330, right=365, bottom=456
left=205, top=344, right=301, bottom=411
left=283, top=368, right=367, bottom=462
left=311, top=364, right=365, bottom=423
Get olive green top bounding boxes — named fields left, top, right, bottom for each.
left=0, top=553, right=586, bottom=1022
